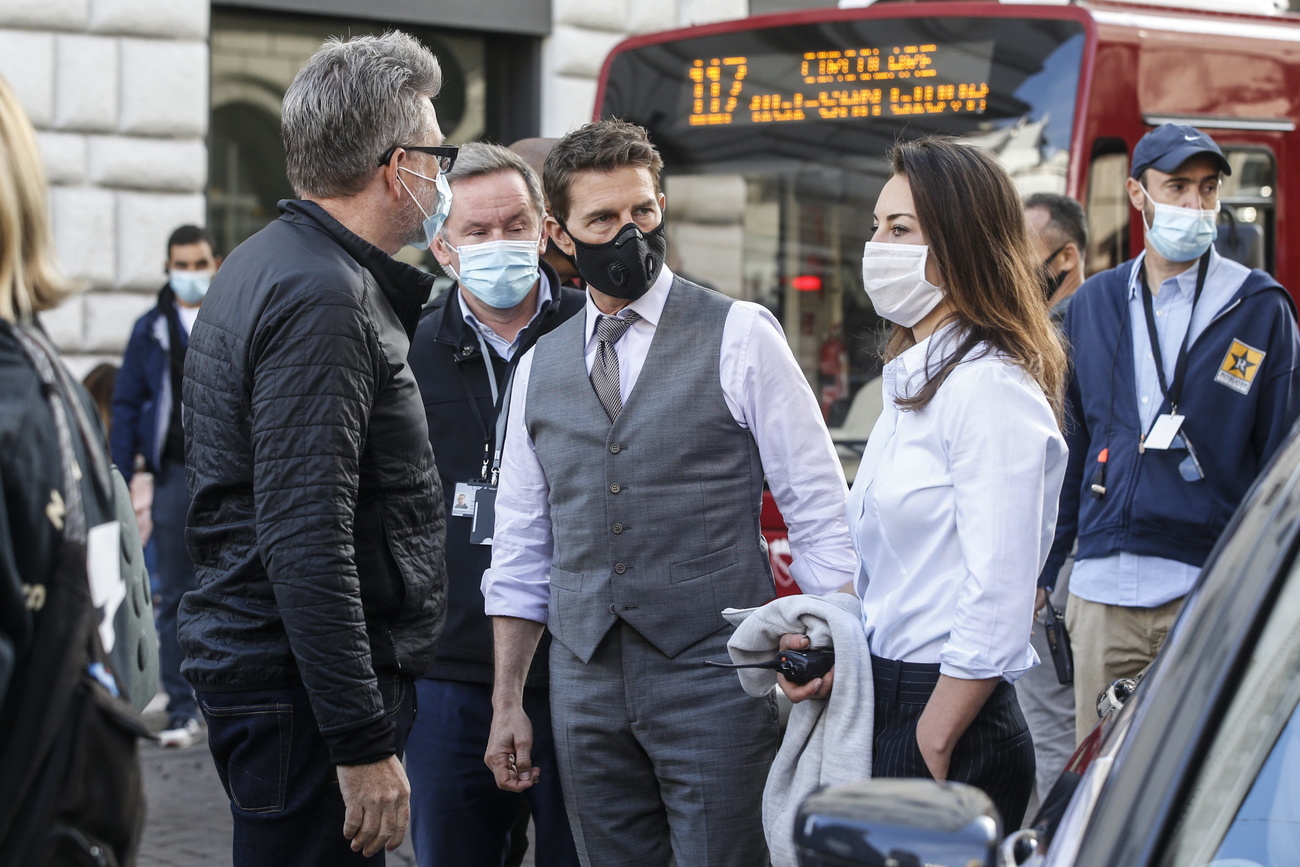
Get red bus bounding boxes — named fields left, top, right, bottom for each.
left=594, top=0, right=1300, bottom=588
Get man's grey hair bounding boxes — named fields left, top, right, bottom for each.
left=445, top=142, right=545, bottom=223
left=282, top=31, right=442, bottom=199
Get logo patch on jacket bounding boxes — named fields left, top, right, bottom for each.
left=1214, top=339, right=1266, bottom=395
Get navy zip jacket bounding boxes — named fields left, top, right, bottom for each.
left=110, top=285, right=186, bottom=480
left=1043, top=259, right=1300, bottom=586
left=408, top=263, right=584, bottom=688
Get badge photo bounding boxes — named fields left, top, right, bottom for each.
left=1214, top=338, right=1265, bottom=396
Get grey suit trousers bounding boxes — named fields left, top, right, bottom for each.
left=550, top=622, right=778, bottom=867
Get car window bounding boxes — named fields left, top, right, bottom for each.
left=1209, top=707, right=1300, bottom=865
left=1160, top=552, right=1300, bottom=867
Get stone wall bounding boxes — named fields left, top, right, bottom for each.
left=541, top=0, right=749, bottom=138
left=0, top=0, right=209, bottom=374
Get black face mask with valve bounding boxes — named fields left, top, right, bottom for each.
left=564, top=220, right=667, bottom=301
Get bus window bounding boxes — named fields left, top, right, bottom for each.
left=1218, top=147, right=1275, bottom=275
left=1085, top=146, right=1130, bottom=277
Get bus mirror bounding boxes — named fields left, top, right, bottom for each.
left=794, top=779, right=1000, bottom=867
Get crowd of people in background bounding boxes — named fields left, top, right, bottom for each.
left=2, top=24, right=1298, bottom=867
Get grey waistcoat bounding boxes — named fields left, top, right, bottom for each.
left=525, top=277, right=775, bottom=662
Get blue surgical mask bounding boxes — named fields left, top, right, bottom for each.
left=1141, top=185, right=1218, bottom=263
left=398, top=167, right=454, bottom=250
left=447, top=233, right=542, bottom=310
left=170, top=269, right=212, bottom=305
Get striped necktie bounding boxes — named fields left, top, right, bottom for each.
left=591, top=311, right=640, bottom=421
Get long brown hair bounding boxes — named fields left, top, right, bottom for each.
left=883, top=137, right=1067, bottom=425
left=0, top=75, right=77, bottom=324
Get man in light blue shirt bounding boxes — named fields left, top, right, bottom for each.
left=1045, top=124, right=1300, bottom=744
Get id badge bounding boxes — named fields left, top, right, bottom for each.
left=452, top=483, right=478, bottom=517
left=1143, top=413, right=1185, bottom=451
left=469, top=486, right=497, bottom=546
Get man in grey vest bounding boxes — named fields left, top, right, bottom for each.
left=481, top=119, right=857, bottom=865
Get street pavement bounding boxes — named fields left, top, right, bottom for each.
left=139, top=698, right=536, bottom=866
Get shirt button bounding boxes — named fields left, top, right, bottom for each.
left=1142, top=396, right=1149, bottom=404
left=614, top=563, right=627, bottom=574
left=610, top=483, right=621, bottom=494
left=610, top=443, right=621, bottom=454
left=612, top=523, right=624, bottom=534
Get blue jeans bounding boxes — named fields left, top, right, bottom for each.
left=198, top=675, right=415, bottom=867
left=153, top=458, right=198, bottom=719
left=406, top=679, right=578, bottom=867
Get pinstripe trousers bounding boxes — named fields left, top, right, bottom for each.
left=871, top=656, right=1036, bottom=830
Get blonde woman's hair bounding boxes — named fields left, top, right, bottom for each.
left=0, top=75, right=77, bottom=324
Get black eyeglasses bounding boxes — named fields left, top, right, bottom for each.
left=377, top=145, right=458, bottom=174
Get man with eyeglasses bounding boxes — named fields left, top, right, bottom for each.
left=179, top=32, right=452, bottom=866
left=1044, top=123, right=1300, bottom=746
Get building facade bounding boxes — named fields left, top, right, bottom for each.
left=0, top=0, right=830, bottom=370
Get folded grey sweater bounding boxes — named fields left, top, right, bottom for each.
left=723, top=592, right=874, bottom=867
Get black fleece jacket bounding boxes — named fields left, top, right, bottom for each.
left=180, top=200, right=447, bottom=765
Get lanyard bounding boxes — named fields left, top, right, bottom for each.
left=1139, top=252, right=1209, bottom=415
left=455, top=332, right=516, bottom=484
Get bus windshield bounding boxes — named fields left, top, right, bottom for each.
left=600, top=14, right=1085, bottom=477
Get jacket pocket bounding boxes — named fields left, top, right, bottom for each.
left=669, top=545, right=739, bottom=584
left=1130, top=451, right=1220, bottom=540
left=354, top=502, right=404, bottom=618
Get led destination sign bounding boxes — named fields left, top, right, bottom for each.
left=686, top=41, right=994, bottom=128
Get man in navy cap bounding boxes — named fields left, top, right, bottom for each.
left=1042, top=123, right=1300, bottom=744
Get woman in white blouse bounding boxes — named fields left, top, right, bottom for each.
left=782, top=137, right=1069, bottom=829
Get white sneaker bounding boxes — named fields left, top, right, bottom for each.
left=159, top=716, right=201, bottom=749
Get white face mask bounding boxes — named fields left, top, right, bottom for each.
left=860, top=242, right=945, bottom=327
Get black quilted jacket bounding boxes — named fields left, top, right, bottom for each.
left=179, top=200, right=447, bottom=765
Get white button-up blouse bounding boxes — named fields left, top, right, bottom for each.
left=849, top=325, right=1068, bottom=682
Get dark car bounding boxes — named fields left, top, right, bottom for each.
left=796, top=425, right=1300, bottom=867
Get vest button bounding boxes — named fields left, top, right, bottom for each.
left=614, top=563, right=627, bottom=574
left=610, top=443, right=621, bottom=454
left=609, top=483, right=621, bottom=494
left=609, top=603, right=617, bottom=614
left=612, top=523, right=623, bottom=534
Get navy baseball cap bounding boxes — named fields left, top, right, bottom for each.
left=1131, top=123, right=1231, bottom=180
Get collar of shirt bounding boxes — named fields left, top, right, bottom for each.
left=888, top=320, right=964, bottom=398
left=1124, top=247, right=1224, bottom=302
left=582, top=264, right=675, bottom=349
left=458, top=274, right=553, bottom=362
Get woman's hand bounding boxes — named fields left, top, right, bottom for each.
left=776, top=632, right=835, bottom=702
left=915, top=712, right=954, bottom=781
left=915, top=675, right=1000, bottom=781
